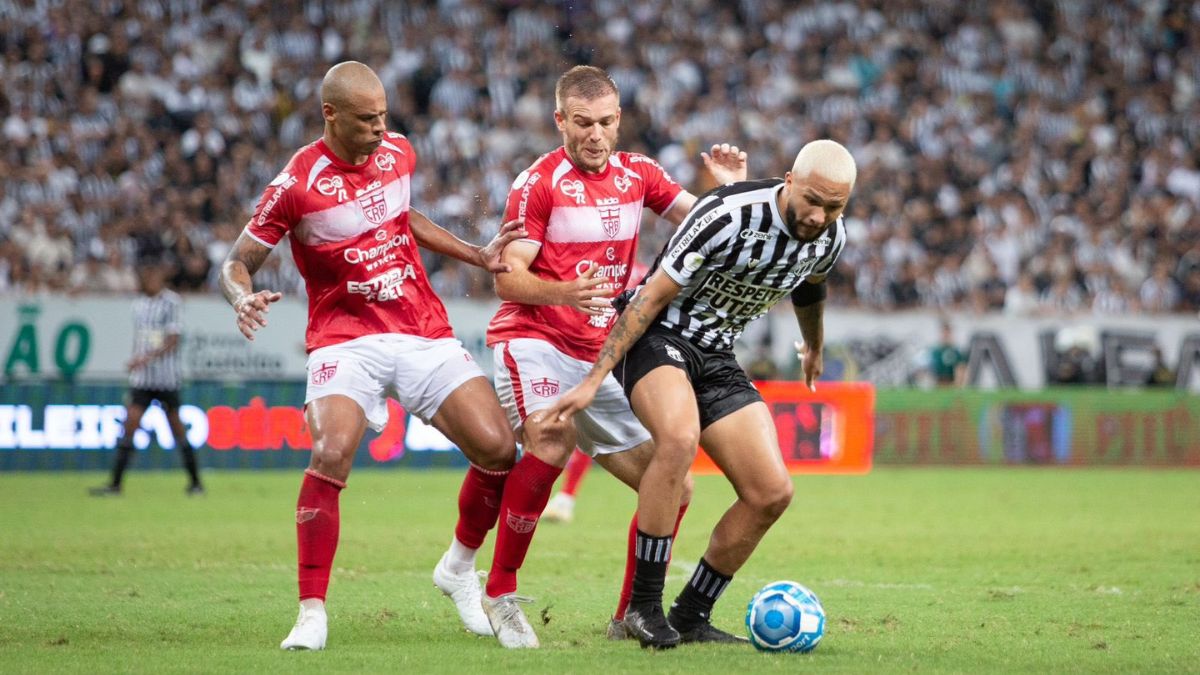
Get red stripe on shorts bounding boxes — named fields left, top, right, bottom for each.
left=501, top=342, right=529, bottom=421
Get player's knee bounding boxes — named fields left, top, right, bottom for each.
left=746, top=479, right=794, bottom=521
left=465, top=424, right=517, bottom=471
left=680, top=473, right=695, bottom=505
left=654, top=426, right=700, bottom=466
left=521, top=416, right=573, bottom=464
left=309, top=446, right=353, bottom=479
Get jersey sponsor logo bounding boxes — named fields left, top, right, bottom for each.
left=667, top=205, right=725, bottom=259
left=560, top=178, right=586, bottom=205
left=683, top=252, right=705, bottom=271
left=665, top=345, right=685, bottom=362
left=343, top=233, right=411, bottom=270
left=517, top=172, right=541, bottom=219
left=359, top=190, right=388, bottom=225
left=505, top=510, right=538, bottom=534
left=614, top=173, right=633, bottom=193
left=375, top=152, right=396, bottom=171
left=256, top=173, right=299, bottom=226
left=316, top=175, right=348, bottom=201
left=296, top=507, right=320, bottom=524
left=530, top=377, right=559, bottom=397
left=346, top=265, right=417, bottom=301
left=597, top=197, right=622, bottom=238
left=587, top=311, right=614, bottom=328
left=694, top=271, right=791, bottom=317
left=739, top=229, right=774, bottom=241
left=575, top=259, right=629, bottom=280
left=310, top=361, right=338, bottom=385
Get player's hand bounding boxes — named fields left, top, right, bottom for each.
left=478, top=218, right=527, bottom=273
left=538, top=380, right=601, bottom=424
left=567, top=263, right=614, bottom=316
left=795, top=340, right=823, bottom=392
left=126, top=355, right=148, bottom=371
left=233, top=290, right=283, bottom=341
left=702, top=143, right=748, bottom=185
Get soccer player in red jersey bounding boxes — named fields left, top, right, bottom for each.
left=219, top=61, right=526, bottom=651
left=482, top=65, right=747, bottom=647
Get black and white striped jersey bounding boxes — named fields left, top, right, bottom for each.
left=129, top=290, right=183, bottom=390
left=640, top=178, right=846, bottom=351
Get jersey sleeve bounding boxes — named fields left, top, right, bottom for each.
left=244, top=168, right=301, bottom=248
left=504, top=167, right=552, bottom=246
left=629, top=154, right=684, bottom=215
left=657, top=194, right=735, bottom=287
left=164, top=294, right=183, bottom=335
left=390, top=133, right=418, bottom=174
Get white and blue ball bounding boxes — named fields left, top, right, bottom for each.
left=745, top=581, right=825, bottom=653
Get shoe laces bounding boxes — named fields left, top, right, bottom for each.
left=493, top=595, right=535, bottom=628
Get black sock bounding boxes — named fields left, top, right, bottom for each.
left=178, top=439, right=201, bottom=487
left=630, top=530, right=673, bottom=608
left=669, top=557, right=732, bottom=629
left=110, top=439, right=135, bottom=488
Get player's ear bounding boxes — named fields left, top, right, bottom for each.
left=553, top=109, right=565, bottom=131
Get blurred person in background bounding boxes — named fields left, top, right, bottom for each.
left=926, top=319, right=967, bottom=387
left=90, top=261, right=203, bottom=497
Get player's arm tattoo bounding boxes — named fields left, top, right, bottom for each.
left=219, top=232, right=272, bottom=306
left=589, top=274, right=679, bottom=380
left=793, top=300, right=826, bottom=353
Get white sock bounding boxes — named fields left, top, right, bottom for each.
left=299, top=598, right=325, bottom=614
left=445, top=537, right=477, bottom=575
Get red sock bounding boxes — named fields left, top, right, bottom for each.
left=485, top=453, right=562, bottom=597
left=454, top=464, right=510, bottom=550
left=614, top=501, right=689, bottom=620
left=561, top=450, right=592, bottom=497
left=296, top=469, right=345, bottom=601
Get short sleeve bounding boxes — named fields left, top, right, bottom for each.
left=658, top=195, right=734, bottom=287
left=504, top=168, right=553, bottom=246
left=244, top=169, right=300, bottom=248
left=629, top=154, right=683, bottom=216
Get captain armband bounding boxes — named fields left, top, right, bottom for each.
left=790, top=281, right=827, bottom=308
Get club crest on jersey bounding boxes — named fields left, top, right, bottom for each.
left=311, top=361, right=338, bottom=385
left=614, top=173, right=633, bottom=193
left=530, top=377, right=560, bottom=397
left=359, top=190, right=388, bottom=224
left=598, top=202, right=622, bottom=238
left=560, top=179, right=586, bottom=205
left=375, top=152, right=396, bottom=171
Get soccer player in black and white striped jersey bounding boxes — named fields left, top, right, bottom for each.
left=91, top=262, right=203, bottom=496
left=545, top=140, right=856, bottom=644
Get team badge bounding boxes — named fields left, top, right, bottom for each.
left=531, top=377, right=560, bottom=397
left=311, top=361, right=338, bottom=385
left=359, top=190, right=388, bottom=224
left=665, top=346, right=685, bottom=362
left=599, top=203, right=622, bottom=238
left=506, top=510, right=538, bottom=534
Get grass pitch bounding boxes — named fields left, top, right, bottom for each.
left=1, top=467, right=1198, bottom=674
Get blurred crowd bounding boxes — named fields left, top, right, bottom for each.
left=1, top=0, right=1198, bottom=316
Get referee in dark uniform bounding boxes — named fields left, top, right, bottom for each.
left=91, top=262, right=204, bottom=496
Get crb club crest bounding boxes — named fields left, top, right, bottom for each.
left=530, top=377, right=560, bottom=397
left=359, top=190, right=388, bottom=224
left=599, top=203, right=621, bottom=238
left=505, top=510, right=538, bottom=534
left=311, top=361, right=338, bottom=385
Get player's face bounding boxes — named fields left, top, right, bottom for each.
left=781, top=172, right=852, bottom=242
left=555, top=92, right=620, bottom=173
left=325, top=87, right=388, bottom=161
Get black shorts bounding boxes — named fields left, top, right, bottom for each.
left=127, top=388, right=182, bottom=412
left=615, top=326, right=762, bottom=430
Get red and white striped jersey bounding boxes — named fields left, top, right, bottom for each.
left=244, top=134, right=453, bottom=353
left=487, top=147, right=683, bottom=361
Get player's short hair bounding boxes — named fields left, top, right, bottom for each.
left=791, top=139, right=857, bottom=188
left=555, top=66, right=619, bottom=112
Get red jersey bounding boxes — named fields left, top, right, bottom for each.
left=487, top=148, right=683, bottom=361
left=245, top=134, right=453, bottom=352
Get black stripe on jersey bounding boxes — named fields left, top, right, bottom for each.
left=812, top=222, right=846, bottom=276
left=662, top=194, right=735, bottom=279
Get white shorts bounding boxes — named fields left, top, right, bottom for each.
left=305, top=334, right=485, bottom=430
left=492, top=338, right=651, bottom=456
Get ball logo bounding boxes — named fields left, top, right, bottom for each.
left=683, top=252, right=705, bottom=272
left=560, top=179, right=586, bottom=205
left=505, top=510, right=538, bottom=534
left=665, top=345, right=685, bottom=362
left=530, top=377, right=560, bottom=397
left=374, top=152, right=396, bottom=171
left=311, top=361, right=338, bottom=386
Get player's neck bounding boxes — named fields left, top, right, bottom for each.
left=322, top=132, right=369, bottom=166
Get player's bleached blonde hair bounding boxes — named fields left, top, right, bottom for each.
left=791, top=139, right=857, bottom=188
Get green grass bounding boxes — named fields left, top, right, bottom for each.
left=1, top=468, right=1198, bottom=674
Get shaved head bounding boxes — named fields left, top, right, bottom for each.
left=321, top=61, right=384, bottom=107
left=791, top=139, right=857, bottom=189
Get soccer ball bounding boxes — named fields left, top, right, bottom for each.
left=745, top=581, right=826, bottom=653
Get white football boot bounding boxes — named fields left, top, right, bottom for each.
left=432, top=552, right=494, bottom=636
left=482, top=594, right=540, bottom=648
left=280, top=603, right=327, bottom=650
left=541, top=493, right=575, bottom=524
